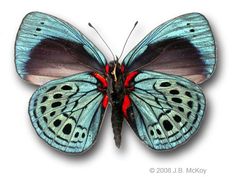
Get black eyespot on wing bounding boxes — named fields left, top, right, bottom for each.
left=185, top=91, right=192, bottom=98
left=50, top=111, right=56, bottom=117
left=173, top=115, right=181, bottom=123
left=178, top=106, right=184, bottom=112
left=150, top=129, right=154, bottom=136
left=53, top=119, right=61, bottom=127
left=156, top=129, right=162, bottom=135
left=62, top=123, right=72, bottom=135
left=53, top=93, right=63, bottom=99
left=172, top=97, right=182, bottom=103
left=51, top=102, right=62, bottom=108
left=160, top=82, right=171, bottom=87
left=74, top=132, right=79, bottom=138
left=163, top=120, right=173, bottom=131
left=41, top=96, right=48, bottom=103
left=61, top=85, right=72, bottom=90
left=43, top=116, right=48, bottom=123
left=40, top=106, right=46, bottom=114
left=63, top=113, right=69, bottom=118
left=187, top=111, right=192, bottom=118
left=170, top=89, right=179, bottom=95
left=187, top=101, right=193, bottom=108
left=165, top=109, right=171, bottom=114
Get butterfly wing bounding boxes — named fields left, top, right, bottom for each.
left=29, top=72, right=108, bottom=153
left=15, top=12, right=107, bottom=85
left=123, top=71, right=205, bottom=150
left=122, top=13, right=216, bottom=84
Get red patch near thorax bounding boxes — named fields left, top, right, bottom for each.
left=92, top=72, right=108, bottom=88
left=124, top=71, right=138, bottom=87
left=122, top=95, right=131, bottom=118
left=92, top=72, right=108, bottom=108
left=102, top=94, right=109, bottom=108
left=105, top=64, right=109, bottom=74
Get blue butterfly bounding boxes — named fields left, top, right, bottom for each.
left=15, top=12, right=216, bottom=153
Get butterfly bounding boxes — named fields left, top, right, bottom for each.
left=15, top=12, right=216, bottom=153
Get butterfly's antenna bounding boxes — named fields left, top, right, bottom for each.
left=118, top=21, right=138, bottom=61
left=88, top=23, right=116, bottom=60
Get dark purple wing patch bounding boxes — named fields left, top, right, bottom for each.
left=24, top=38, right=105, bottom=85
left=126, top=38, right=207, bottom=83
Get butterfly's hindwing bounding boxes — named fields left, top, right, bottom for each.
left=15, top=12, right=107, bottom=85
left=122, top=13, right=216, bottom=84
left=124, top=71, right=205, bottom=150
left=29, top=72, right=108, bottom=153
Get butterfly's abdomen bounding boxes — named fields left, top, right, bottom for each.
left=111, top=104, right=123, bottom=148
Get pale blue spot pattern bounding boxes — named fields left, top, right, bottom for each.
left=129, top=71, right=206, bottom=150
left=29, top=73, right=106, bottom=153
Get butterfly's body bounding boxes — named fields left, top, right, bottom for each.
left=15, top=12, right=216, bottom=153
left=107, top=62, right=125, bottom=147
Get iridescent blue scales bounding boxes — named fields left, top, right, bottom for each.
left=15, top=12, right=216, bottom=153
left=15, top=12, right=107, bottom=85
left=123, top=13, right=216, bottom=84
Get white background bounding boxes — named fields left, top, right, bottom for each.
left=0, top=0, right=234, bottom=176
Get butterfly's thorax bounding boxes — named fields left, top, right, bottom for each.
left=108, top=61, right=125, bottom=148
left=108, top=62, right=124, bottom=100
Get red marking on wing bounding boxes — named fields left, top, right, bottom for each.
left=124, top=71, right=139, bottom=87
left=105, top=64, right=109, bottom=74
left=102, top=94, right=109, bottom=108
left=121, top=64, right=125, bottom=73
left=92, top=72, right=108, bottom=88
left=122, top=95, right=131, bottom=118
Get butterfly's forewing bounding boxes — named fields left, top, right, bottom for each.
left=122, top=13, right=216, bottom=84
left=29, top=72, right=108, bottom=153
left=124, top=71, right=205, bottom=150
left=15, top=12, right=107, bottom=85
